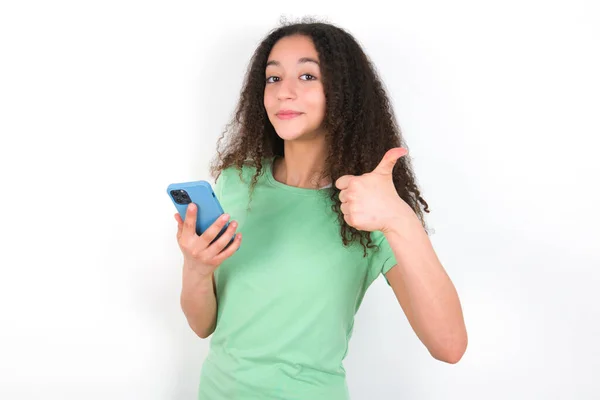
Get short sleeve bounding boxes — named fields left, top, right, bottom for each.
left=367, top=231, right=397, bottom=286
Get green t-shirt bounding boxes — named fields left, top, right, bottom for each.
left=198, top=157, right=397, bottom=400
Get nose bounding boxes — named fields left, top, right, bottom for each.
left=276, top=78, right=297, bottom=101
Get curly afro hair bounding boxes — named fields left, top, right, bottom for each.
left=211, top=18, right=430, bottom=256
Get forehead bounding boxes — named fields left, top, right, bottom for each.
left=267, top=35, right=319, bottom=64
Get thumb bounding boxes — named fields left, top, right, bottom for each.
left=373, top=147, right=408, bottom=175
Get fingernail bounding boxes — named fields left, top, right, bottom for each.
left=222, top=213, right=229, bottom=220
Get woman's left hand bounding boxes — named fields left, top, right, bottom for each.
left=335, top=147, right=414, bottom=233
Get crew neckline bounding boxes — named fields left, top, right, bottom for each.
left=264, top=156, right=332, bottom=196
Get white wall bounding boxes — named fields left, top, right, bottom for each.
left=1, top=1, right=598, bottom=399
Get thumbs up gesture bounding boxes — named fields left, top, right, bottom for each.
left=335, top=147, right=411, bottom=233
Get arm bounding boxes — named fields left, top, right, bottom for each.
left=335, top=147, right=467, bottom=363
left=176, top=172, right=239, bottom=339
left=180, top=268, right=217, bottom=339
left=383, top=206, right=468, bottom=364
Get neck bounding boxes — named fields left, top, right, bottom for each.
left=273, top=136, right=330, bottom=189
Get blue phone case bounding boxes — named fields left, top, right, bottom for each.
left=166, top=180, right=231, bottom=243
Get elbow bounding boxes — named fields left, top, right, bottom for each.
left=192, top=324, right=215, bottom=339
left=182, top=309, right=215, bottom=339
left=197, top=331, right=212, bottom=339
left=431, top=333, right=468, bottom=364
left=435, top=347, right=465, bottom=364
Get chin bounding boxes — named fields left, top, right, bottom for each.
left=274, top=126, right=306, bottom=140
left=273, top=124, right=322, bottom=142
left=274, top=129, right=307, bottom=141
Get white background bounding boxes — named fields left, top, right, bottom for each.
left=1, top=1, right=599, bottom=399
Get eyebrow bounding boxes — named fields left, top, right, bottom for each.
left=266, top=57, right=320, bottom=67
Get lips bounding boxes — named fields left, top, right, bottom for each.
left=276, top=110, right=303, bottom=120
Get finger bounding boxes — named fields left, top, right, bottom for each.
left=212, top=233, right=242, bottom=265
left=182, top=203, right=198, bottom=237
left=343, top=213, right=354, bottom=227
left=175, top=213, right=183, bottom=239
left=206, top=220, right=238, bottom=259
left=175, top=213, right=183, bottom=226
left=335, top=175, right=354, bottom=190
left=372, top=147, right=408, bottom=175
left=199, top=213, right=230, bottom=245
left=340, top=202, right=351, bottom=215
left=338, top=189, right=351, bottom=203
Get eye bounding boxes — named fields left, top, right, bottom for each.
left=266, top=76, right=280, bottom=83
left=300, top=74, right=317, bottom=81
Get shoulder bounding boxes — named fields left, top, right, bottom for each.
left=216, top=158, right=273, bottom=185
left=213, top=157, right=274, bottom=194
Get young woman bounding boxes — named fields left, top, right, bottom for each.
left=175, top=20, right=468, bottom=400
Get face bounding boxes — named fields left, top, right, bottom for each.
left=264, top=35, right=326, bottom=142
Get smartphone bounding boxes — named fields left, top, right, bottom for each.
left=166, top=180, right=234, bottom=246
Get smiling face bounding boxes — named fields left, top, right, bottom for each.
left=263, top=35, right=327, bottom=142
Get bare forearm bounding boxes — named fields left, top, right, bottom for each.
left=180, top=265, right=217, bottom=339
left=384, top=211, right=467, bottom=363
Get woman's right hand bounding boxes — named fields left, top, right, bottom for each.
left=175, top=203, right=242, bottom=277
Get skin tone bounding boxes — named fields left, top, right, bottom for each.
left=263, top=34, right=330, bottom=189
left=174, top=33, right=468, bottom=361
left=264, top=34, right=468, bottom=364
